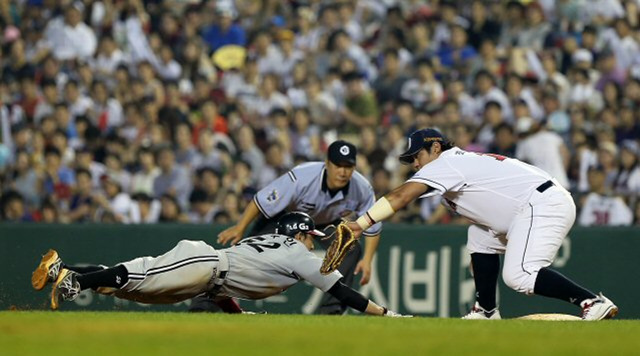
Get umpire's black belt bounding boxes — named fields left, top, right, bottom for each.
left=536, top=180, right=555, bottom=193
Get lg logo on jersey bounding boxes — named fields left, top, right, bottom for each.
left=287, top=223, right=309, bottom=231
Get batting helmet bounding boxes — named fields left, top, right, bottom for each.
left=275, top=212, right=326, bottom=237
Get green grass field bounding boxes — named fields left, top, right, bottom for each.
left=1, top=312, right=638, bottom=355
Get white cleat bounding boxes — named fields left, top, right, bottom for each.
left=462, top=302, right=502, bottom=320
left=50, top=269, right=80, bottom=310
left=581, top=293, right=618, bottom=321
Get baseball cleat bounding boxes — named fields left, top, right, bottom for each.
left=462, top=302, right=502, bottom=320
left=32, top=249, right=63, bottom=291
left=50, top=269, right=80, bottom=310
left=581, top=293, right=618, bottom=321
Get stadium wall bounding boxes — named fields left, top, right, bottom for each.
left=0, top=224, right=637, bottom=319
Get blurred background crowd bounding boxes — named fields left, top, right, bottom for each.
left=0, top=0, right=639, bottom=226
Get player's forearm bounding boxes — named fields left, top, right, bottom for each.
left=362, top=235, right=380, bottom=263
left=327, top=281, right=387, bottom=315
left=237, top=200, right=261, bottom=230
left=356, top=183, right=426, bottom=230
left=355, top=197, right=396, bottom=231
left=364, top=300, right=386, bottom=316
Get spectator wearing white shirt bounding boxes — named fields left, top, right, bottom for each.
left=131, top=192, right=161, bottom=224
left=328, top=29, right=376, bottom=79
left=222, top=57, right=260, bottom=104
left=401, top=58, right=444, bottom=108
left=293, top=7, right=322, bottom=54
left=188, top=189, right=217, bottom=224
left=243, top=73, right=290, bottom=118
left=155, top=45, right=182, bottom=81
left=568, top=68, right=603, bottom=111
left=515, top=117, right=571, bottom=189
left=276, top=30, right=304, bottom=85
left=304, top=75, right=338, bottom=129
left=505, top=74, right=545, bottom=121
left=153, top=146, right=192, bottom=209
left=252, top=32, right=284, bottom=75
left=63, top=80, right=92, bottom=121
left=95, top=173, right=138, bottom=224
left=192, top=129, right=227, bottom=172
left=473, top=70, right=513, bottom=122
left=130, top=147, right=161, bottom=196
left=89, top=81, right=123, bottom=132
left=43, top=2, right=97, bottom=61
left=613, top=140, right=640, bottom=196
left=601, top=18, right=640, bottom=71
left=337, top=2, right=363, bottom=44
left=579, top=165, right=633, bottom=226
left=92, top=35, right=125, bottom=78
left=33, top=79, right=58, bottom=124
left=516, top=2, right=551, bottom=52
left=104, top=153, right=132, bottom=194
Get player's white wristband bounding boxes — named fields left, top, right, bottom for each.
left=356, top=197, right=395, bottom=230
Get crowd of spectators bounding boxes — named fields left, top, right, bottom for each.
left=1, top=0, right=639, bottom=227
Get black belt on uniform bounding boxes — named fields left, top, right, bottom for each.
left=536, top=180, right=554, bottom=193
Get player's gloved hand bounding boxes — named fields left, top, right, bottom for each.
left=383, top=308, right=413, bottom=318
left=218, top=224, right=245, bottom=245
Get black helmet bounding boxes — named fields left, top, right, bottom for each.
left=275, top=212, right=326, bottom=237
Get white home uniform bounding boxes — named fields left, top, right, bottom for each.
left=111, top=236, right=342, bottom=304
left=407, top=147, right=574, bottom=294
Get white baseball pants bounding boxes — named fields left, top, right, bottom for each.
left=467, top=185, right=576, bottom=295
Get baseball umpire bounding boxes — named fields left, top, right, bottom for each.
left=213, top=140, right=382, bottom=315
left=32, top=212, right=406, bottom=317
left=346, top=128, right=618, bottom=321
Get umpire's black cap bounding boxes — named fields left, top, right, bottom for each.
left=327, top=140, right=357, bottom=166
left=399, top=128, right=445, bottom=165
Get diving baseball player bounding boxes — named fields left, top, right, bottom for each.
left=32, top=212, right=406, bottom=317
left=346, top=128, right=618, bottom=321
left=215, top=140, right=382, bottom=315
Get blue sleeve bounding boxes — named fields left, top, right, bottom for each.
left=231, top=25, right=246, bottom=46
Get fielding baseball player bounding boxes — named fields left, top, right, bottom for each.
left=215, top=140, right=382, bottom=315
left=32, top=212, right=406, bottom=317
left=345, top=128, right=618, bottom=321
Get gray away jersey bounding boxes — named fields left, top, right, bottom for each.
left=253, top=162, right=382, bottom=236
left=218, top=234, right=343, bottom=300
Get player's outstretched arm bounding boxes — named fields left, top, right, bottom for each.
left=327, top=280, right=410, bottom=317
left=217, top=200, right=261, bottom=245
left=347, top=182, right=429, bottom=237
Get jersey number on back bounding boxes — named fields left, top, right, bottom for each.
left=237, top=236, right=282, bottom=253
left=474, top=153, right=507, bottom=161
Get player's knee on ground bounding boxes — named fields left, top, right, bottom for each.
left=502, top=268, right=538, bottom=295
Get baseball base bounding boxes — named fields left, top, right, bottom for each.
left=516, top=313, right=581, bottom=321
